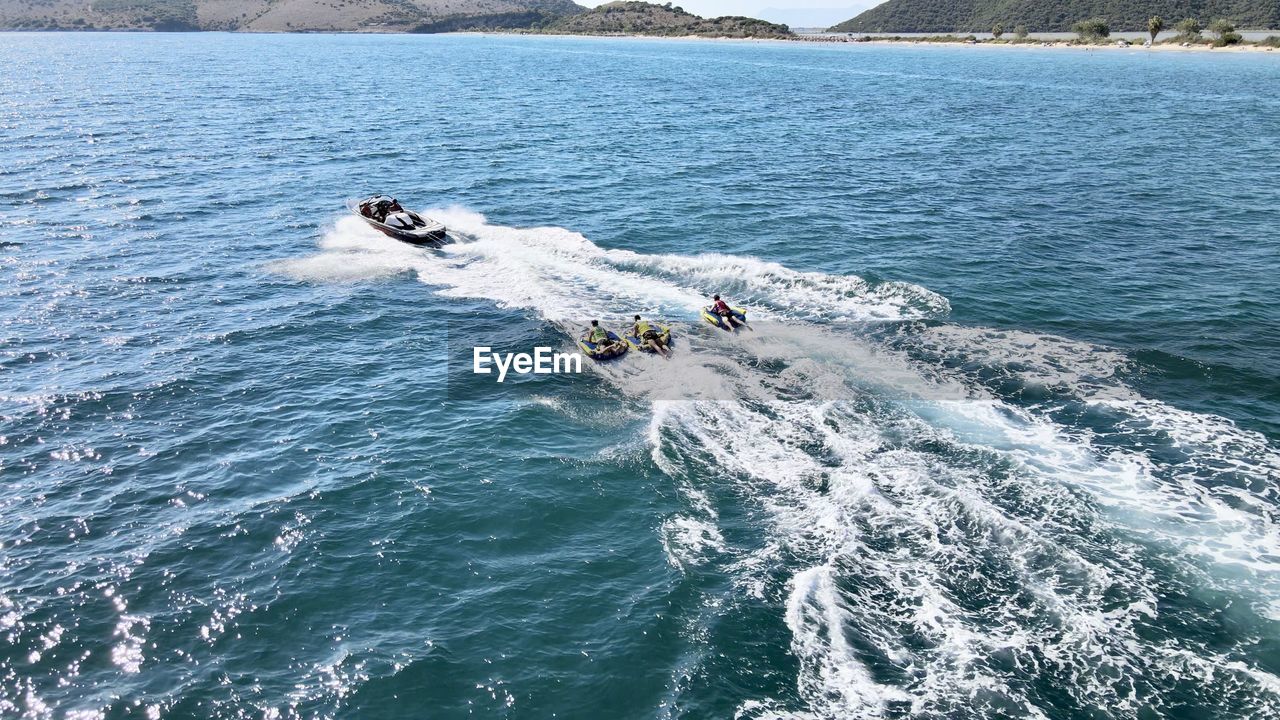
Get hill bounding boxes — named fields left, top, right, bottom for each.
left=0, top=0, right=582, bottom=31
left=547, top=1, right=792, bottom=37
left=829, top=0, right=1280, bottom=32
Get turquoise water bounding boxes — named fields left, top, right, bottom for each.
left=3, top=31, right=1280, bottom=719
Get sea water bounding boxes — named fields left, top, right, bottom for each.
left=2, top=31, right=1279, bottom=719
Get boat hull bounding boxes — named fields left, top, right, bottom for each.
left=363, top=219, right=448, bottom=246
left=347, top=199, right=448, bottom=246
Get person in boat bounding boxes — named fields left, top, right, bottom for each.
left=361, top=198, right=384, bottom=222
left=584, top=320, right=622, bottom=352
left=374, top=197, right=418, bottom=230
left=362, top=196, right=403, bottom=223
left=631, top=315, right=671, bottom=358
left=711, top=295, right=743, bottom=329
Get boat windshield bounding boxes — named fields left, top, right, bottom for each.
left=360, top=196, right=403, bottom=223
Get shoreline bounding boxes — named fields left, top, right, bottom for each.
left=825, top=38, right=1279, bottom=53
left=2, top=27, right=1278, bottom=53
left=466, top=30, right=1280, bottom=53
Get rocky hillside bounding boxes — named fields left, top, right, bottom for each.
left=0, top=0, right=582, bottom=31
left=829, top=0, right=1279, bottom=32
left=548, top=1, right=792, bottom=38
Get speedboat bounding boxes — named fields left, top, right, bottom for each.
left=349, top=195, right=447, bottom=246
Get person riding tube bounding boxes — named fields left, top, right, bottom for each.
left=631, top=315, right=671, bottom=358
left=585, top=319, right=610, bottom=344
left=583, top=320, right=623, bottom=354
left=712, top=295, right=743, bottom=329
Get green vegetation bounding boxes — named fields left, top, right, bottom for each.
left=5, top=0, right=1277, bottom=42
left=412, top=11, right=564, bottom=33
left=830, top=12, right=1278, bottom=48
left=1173, top=16, right=1203, bottom=40
left=828, top=0, right=1279, bottom=34
left=1208, top=17, right=1243, bottom=43
left=545, top=1, right=791, bottom=38
left=1071, top=17, right=1110, bottom=40
left=0, top=0, right=585, bottom=31
left=91, top=0, right=197, bottom=29
left=1176, top=16, right=1203, bottom=34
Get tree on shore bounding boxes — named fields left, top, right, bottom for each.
left=1071, top=17, right=1110, bottom=42
left=1014, top=24, right=1028, bottom=39
left=991, top=22, right=1003, bottom=39
left=1175, top=17, right=1202, bottom=41
left=1209, top=18, right=1242, bottom=45
left=1148, top=15, right=1163, bottom=43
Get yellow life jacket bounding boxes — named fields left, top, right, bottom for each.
left=588, top=327, right=608, bottom=343
left=635, top=321, right=652, bottom=336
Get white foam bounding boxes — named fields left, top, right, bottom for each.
left=648, top=360, right=1278, bottom=716
left=911, top=325, right=1280, bottom=597
left=659, top=515, right=727, bottom=572
left=279, top=208, right=946, bottom=325
left=269, top=216, right=432, bottom=283
left=275, top=209, right=1280, bottom=717
left=785, top=564, right=911, bottom=717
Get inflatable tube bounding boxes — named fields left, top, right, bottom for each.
left=625, top=325, right=672, bottom=353
left=702, top=306, right=747, bottom=331
left=578, top=331, right=628, bottom=361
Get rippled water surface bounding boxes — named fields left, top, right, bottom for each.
left=3, top=31, right=1280, bottom=720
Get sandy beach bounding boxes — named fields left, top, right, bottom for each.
left=474, top=30, right=1280, bottom=54
left=833, top=39, right=1279, bottom=53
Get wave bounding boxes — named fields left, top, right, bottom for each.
left=280, top=209, right=1280, bottom=718
left=274, top=209, right=947, bottom=325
